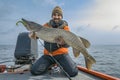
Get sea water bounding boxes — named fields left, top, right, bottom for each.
left=0, top=44, right=120, bottom=78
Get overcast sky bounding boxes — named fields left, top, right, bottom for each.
left=0, top=0, right=120, bottom=45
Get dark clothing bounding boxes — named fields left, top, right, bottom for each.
left=44, top=20, right=69, bottom=52
left=44, top=42, right=59, bottom=52
left=44, top=41, right=69, bottom=52
left=30, top=54, right=78, bottom=77
left=30, top=20, right=78, bottom=77
left=48, top=19, right=68, bottom=28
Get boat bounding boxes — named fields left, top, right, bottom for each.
left=0, top=32, right=120, bottom=80
left=0, top=64, right=120, bottom=80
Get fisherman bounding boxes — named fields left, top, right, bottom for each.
left=29, top=6, right=78, bottom=77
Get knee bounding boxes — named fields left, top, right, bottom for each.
left=30, top=69, right=38, bottom=75
left=30, top=64, right=46, bottom=75
left=69, top=68, right=78, bottom=77
left=30, top=65, right=39, bottom=75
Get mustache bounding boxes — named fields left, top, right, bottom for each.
left=53, top=18, right=60, bottom=20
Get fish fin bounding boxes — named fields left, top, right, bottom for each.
left=72, top=48, right=81, bottom=57
left=85, top=55, right=96, bottom=70
left=54, top=36, right=65, bottom=45
left=79, top=37, right=91, bottom=48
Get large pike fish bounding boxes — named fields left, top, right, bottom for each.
left=16, top=18, right=96, bottom=70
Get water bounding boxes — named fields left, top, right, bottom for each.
left=0, top=44, right=120, bottom=78
left=71, top=45, right=120, bottom=78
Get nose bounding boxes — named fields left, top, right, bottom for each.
left=54, top=15, right=59, bottom=18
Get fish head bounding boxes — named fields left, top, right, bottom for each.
left=16, top=18, right=42, bottom=32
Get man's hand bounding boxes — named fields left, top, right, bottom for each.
left=28, top=32, right=38, bottom=39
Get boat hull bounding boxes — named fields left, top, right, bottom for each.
left=0, top=65, right=119, bottom=80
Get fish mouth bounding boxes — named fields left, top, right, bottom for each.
left=16, top=18, right=28, bottom=27
left=16, top=18, right=37, bottom=32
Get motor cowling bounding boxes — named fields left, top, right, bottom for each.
left=14, top=32, right=38, bottom=64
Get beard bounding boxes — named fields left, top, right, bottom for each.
left=53, top=18, right=61, bottom=23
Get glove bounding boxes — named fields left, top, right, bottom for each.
left=28, top=32, right=39, bottom=39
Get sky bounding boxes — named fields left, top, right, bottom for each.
left=0, top=0, right=120, bottom=45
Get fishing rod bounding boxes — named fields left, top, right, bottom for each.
left=38, top=40, right=72, bottom=80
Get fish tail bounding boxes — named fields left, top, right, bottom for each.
left=85, top=55, right=96, bottom=70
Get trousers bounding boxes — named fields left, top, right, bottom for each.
left=30, top=53, right=78, bottom=77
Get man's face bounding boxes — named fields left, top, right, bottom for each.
left=52, top=13, right=62, bottom=23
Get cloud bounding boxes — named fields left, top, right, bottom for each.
left=32, top=0, right=64, bottom=7
left=72, top=0, right=120, bottom=31
left=0, top=3, right=13, bottom=20
left=43, top=0, right=58, bottom=6
left=0, top=1, right=27, bottom=44
left=112, top=25, right=120, bottom=31
left=72, top=25, right=120, bottom=45
left=0, top=0, right=120, bottom=45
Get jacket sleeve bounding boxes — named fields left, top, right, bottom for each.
left=63, top=26, right=70, bottom=31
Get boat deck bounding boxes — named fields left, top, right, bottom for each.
left=1, top=65, right=119, bottom=80
left=0, top=69, right=103, bottom=80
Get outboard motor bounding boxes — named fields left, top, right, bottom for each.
left=14, top=32, right=38, bottom=64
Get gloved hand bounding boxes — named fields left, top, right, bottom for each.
left=28, top=32, right=39, bottom=39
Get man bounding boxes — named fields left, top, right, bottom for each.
left=30, top=6, right=78, bottom=77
